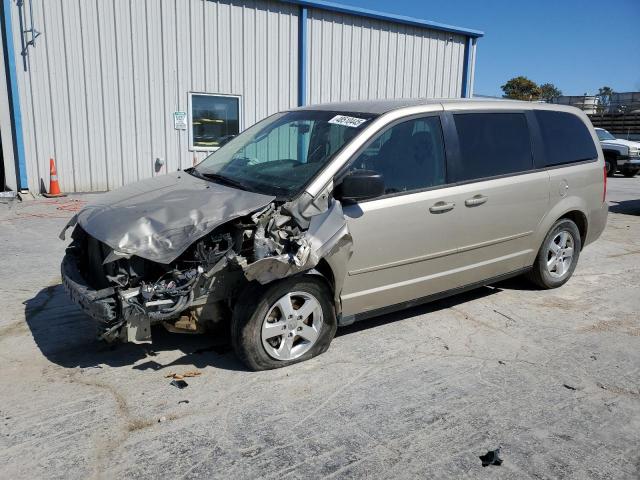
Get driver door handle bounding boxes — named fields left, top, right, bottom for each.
left=465, top=195, right=488, bottom=207
left=429, top=201, right=455, bottom=213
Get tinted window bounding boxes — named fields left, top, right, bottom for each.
left=453, top=113, right=533, bottom=182
left=535, top=110, right=598, bottom=166
left=596, top=128, right=616, bottom=141
left=350, top=116, right=446, bottom=194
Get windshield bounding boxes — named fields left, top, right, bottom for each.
left=596, top=129, right=616, bottom=141
left=192, top=110, right=377, bottom=198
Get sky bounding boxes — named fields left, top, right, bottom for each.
left=339, top=0, right=640, bottom=97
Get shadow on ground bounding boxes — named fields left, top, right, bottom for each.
left=24, top=284, right=247, bottom=372
left=337, top=286, right=502, bottom=337
left=25, top=277, right=531, bottom=371
left=609, top=198, right=640, bottom=216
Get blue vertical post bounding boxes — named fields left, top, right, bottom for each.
left=298, top=6, right=307, bottom=107
left=296, top=6, right=308, bottom=162
left=461, top=36, right=472, bottom=98
left=2, top=0, right=28, bottom=190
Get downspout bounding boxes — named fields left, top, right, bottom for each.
left=1, top=0, right=27, bottom=190
left=468, top=38, right=477, bottom=98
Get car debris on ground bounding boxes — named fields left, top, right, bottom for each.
left=165, top=370, right=202, bottom=380
left=169, top=379, right=189, bottom=389
left=479, top=447, right=503, bottom=467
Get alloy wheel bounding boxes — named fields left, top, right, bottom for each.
left=261, top=291, right=323, bottom=361
left=546, top=230, right=575, bottom=278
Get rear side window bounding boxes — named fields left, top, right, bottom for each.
left=453, top=113, right=533, bottom=182
left=535, top=110, right=598, bottom=166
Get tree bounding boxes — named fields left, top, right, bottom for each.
left=598, top=86, right=614, bottom=97
left=501, top=76, right=541, bottom=101
left=539, top=83, right=562, bottom=101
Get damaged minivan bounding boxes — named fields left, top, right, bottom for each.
left=61, top=99, right=608, bottom=370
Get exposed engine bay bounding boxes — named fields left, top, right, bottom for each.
left=61, top=186, right=352, bottom=344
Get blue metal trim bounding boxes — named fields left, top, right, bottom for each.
left=298, top=6, right=307, bottom=107
left=2, top=0, right=28, bottom=189
left=461, top=37, right=471, bottom=98
left=281, top=0, right=484, bottom=38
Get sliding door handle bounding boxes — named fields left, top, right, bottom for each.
left=465, top=195, right=488, bottom=207
left=429, top=201, right=455, bottom=213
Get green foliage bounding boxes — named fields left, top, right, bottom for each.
left=598, top=86, right=614, bottom=97
left=501, top=76, right=541, bottom=100
left=539, top=83, right=562, bottom=101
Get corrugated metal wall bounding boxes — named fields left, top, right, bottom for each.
left=8, top=0, right=472, bottom=193
left=12, top=0, right=299, bottom=192
left=306, top=8, right=466, bottom=105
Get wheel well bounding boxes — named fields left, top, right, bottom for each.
left=603, top=150, right=618, bottom=160
left=559, top=210, right=588, bottom=248
left=313, top=259, right=336, bottom=293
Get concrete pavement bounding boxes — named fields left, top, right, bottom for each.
left=1, top=178, right=638, bottom=479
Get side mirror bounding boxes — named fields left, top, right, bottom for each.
left=335, top=170, right=385, bottom=202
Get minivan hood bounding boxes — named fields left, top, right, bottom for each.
left=68, top=171, right=275, bottom=264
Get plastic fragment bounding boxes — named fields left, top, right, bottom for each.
left=479, top=447, right=503, bottom=467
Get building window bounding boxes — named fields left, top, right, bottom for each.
left=189, top=93, right=241, bottom=150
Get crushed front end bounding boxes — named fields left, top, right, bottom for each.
left=61, top=223, right=242, bottom=343
left=60, top=196, right=352, bottom=344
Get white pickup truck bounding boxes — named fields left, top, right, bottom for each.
left=595, top=128, right=640, bottom=177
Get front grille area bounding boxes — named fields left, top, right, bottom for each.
left=85, top=235, right=112, bottom=289
left=71, top=226, right=116, bottom=290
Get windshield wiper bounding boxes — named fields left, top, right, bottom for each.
left=198, top=171, right=256, bottom=192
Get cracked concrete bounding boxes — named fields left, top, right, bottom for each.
left=1, top=180, right=639, bottom=479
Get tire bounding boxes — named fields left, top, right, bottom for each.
left=605, top=157, right=617, bottom=177
left=527, top=219, right=582, bottom=289
left=231, top=276, right=337, bottom=371
left=622, top=170, right=637, bottom=178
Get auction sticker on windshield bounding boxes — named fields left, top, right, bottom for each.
left=328, top=115, right=368, bottom=128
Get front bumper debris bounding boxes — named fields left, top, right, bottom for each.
left=61, top=253, right=152, bottom=343
left=61, top=253, right=117, bottom=325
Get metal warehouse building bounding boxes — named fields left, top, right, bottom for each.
left=0, top=0, right=482, bottom=193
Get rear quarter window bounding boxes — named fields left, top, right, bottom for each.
left=452, top=112, right=533, bottom=182
left=535, top=110, right=598, bottom=166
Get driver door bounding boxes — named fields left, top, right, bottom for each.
left=340, top=114, right=463, bottom=317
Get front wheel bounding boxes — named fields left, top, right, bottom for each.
left=605, top=157, right=617, bottom=177
left=231, top=276, right=337, bottom=371
left=528, top=219, right=581, bottom=289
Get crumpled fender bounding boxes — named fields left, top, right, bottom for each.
left=242, top=200, right=353, bottom=286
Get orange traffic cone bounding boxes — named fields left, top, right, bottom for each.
left=43, top=158, right=66, bottom=198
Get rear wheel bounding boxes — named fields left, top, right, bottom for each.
left=231, top=276, right=337, bottom=371
left=528, top=219, right=581, bottom=289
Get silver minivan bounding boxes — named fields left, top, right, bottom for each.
left=61, top=99, right=608, bottom=370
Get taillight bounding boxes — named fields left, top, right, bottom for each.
left=603, top=166, right=607, bottom=203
